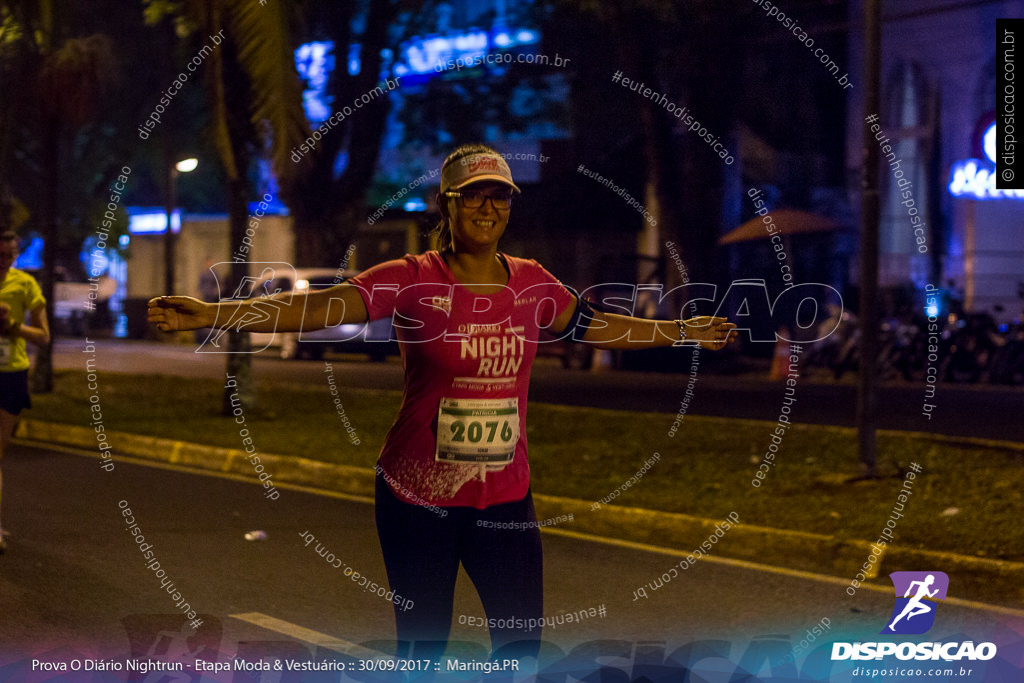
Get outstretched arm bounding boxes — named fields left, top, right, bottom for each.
left=549, top=297, right=735, bottom=350
left=147, top=283, right=369, bottom=334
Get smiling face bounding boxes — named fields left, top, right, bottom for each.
left=442, top=181, right=513, bottom=254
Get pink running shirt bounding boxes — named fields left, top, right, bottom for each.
left=348, top=251, right=576, bottom=509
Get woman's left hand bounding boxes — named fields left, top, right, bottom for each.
left=682, top=316, right=737, bottom=350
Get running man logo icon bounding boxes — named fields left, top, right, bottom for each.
left=196, top=262, right=295, bottom=354
left=881, top=571, right=949, bottom=635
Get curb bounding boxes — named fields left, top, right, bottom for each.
left=20, top=419, right=1024, bottom=608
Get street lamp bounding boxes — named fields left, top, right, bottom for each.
left=176, top=157, right=198, bottom=173
left=164, top=157, right=198, bottom=295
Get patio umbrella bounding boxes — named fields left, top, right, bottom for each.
left=718, top=208, right=843, bottom=245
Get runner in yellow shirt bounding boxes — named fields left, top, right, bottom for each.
left=0, top=231, right=50, bottom=554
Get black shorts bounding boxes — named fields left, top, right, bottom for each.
left=0, top=370, right=31, bottom=415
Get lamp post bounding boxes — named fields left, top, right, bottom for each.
left=164, top=157, right=198, bottom=295
left=857, top=0, right=881, bottom=478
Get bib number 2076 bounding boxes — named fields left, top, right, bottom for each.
left=449, top=419, right=514, bottom=444
left=436, top=398, right=519, bottom=464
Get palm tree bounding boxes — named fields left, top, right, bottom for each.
left=145, top=0, right=308, bottom=412
left=1, top=0, right=117, bottom=392
left=550, top=0, right=743, bottom=288
left=279, top=0, right=439, bottom=267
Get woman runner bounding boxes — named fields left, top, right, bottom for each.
left=147, top=143, right=735, bottom=665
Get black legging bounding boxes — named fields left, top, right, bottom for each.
left=374, top=471, right=543, bottom=663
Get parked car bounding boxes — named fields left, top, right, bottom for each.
left=244, top=267, right=396, bottom=361
left=25, top=267, right=116, bottom=336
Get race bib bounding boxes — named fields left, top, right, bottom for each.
left=0, top=339, right=10, bottom=366
left=436, top=397, right=519, bottom=464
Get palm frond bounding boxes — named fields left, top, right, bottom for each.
left=208, top=40, right=238, bottom=180
left=180, top=0, right=237, bottom=180
left=38, top=35, right=117, bottom=125
left=226, top=0, right=309, bottom=186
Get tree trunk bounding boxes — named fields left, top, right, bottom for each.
left=292, top=207, right=356, bottom=267
left=638, top=96, right=683, bottom=288
left=32, top=115, right=58, bottom=394
left=222, top=172, right=256, bottom=416
left=285, top=0, right=397, bottom=269
left=605, top=3, right=686, bottom=291
left=219, top=37, right=257, bottom=416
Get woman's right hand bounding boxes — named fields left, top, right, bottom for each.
left=147, top=296, right=212, bottom=332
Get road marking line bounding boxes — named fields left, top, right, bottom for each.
left=30, top=439, right=1024, bottom=619
left=540, top=527, right=1024, bottom=619
left=228, top=612, right=387, bottom=657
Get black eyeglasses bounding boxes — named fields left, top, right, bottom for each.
left=444, top=190, right=513, bottom=210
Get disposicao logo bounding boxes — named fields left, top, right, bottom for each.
left=832, top=571, right=998, bottom=663
left=882, top=571, right=948, bottom=635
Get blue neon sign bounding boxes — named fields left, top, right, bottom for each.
left=948, top=122, right=1024, bottom=200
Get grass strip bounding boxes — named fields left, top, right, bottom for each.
left=32, top=369, right=1023, bottom=561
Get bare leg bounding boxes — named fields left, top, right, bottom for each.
left=889, top=603, right=916, bottom=630
left=905, top=603, right=931, bottom=621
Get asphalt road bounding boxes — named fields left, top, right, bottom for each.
left=1, top=444, right=1019, bottom=682
left=55, top=338, right=1024, bottom=443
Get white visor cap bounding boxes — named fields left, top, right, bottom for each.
left=440, top=152, right=521, bottom=194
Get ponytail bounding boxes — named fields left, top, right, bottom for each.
left=431, top=216, right=453, bottom=254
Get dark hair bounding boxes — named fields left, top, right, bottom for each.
left=0, top=231, right=18, bottom=247
left=432, top=143, right=502, bottom=253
